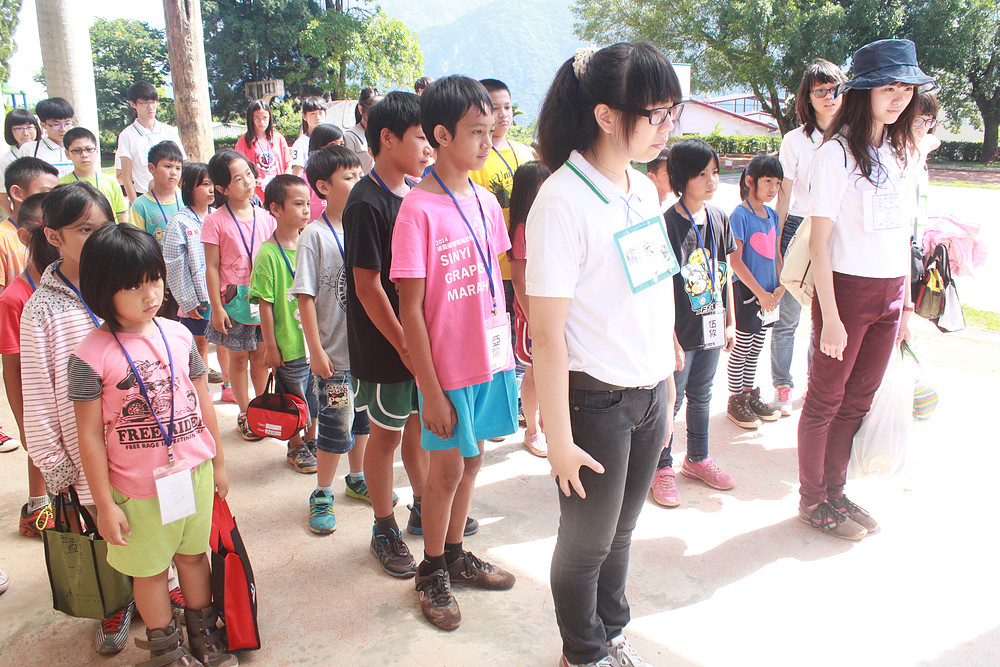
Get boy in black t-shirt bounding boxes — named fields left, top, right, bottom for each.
left=649, top=139, right=739, bottom=509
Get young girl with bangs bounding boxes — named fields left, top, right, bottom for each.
left=234, top=99, right=290, bottom=200
left=798, top=39, right=935, bottom=540
left=290, top=96, right=328, bottom=177
left=528, top=42, right=682, bottom=667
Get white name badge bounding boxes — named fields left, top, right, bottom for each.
left=248, top=302, right=260, bottom=320
left=863, top=190, right=903, bottom=232
left=613, top=216, right=680, bottom=293
left=485, top=312, right=512, bottom=373
left=153, top=460, right=197, bottom=525
left=761, top=305, right=781, bottom=326
left=702, top=303, right=726, bottom=349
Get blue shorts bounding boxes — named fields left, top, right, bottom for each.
left=274, top=357, right=319, bottom=423
left=351, top=407, right=370, bottom=436
left=418, top=370, right=518, bottom=457
left=315, top=372, right=355, bottom=455
left=180, top=316, right=209, bottom=337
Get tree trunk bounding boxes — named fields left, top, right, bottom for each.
left=980, top=109, right=999, bottom=163
left=162, top=0, right=214, bottom=162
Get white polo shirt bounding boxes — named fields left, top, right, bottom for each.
left=115, top=120, right=185, bottom=193
left=290, top=134, right=310, bottom=170
left=525, top=150, right=675, bottom=387
left=809, top=137, right=913, bottom=279
left=17, top=138, right=73, bottom=177
left=778, top=126, right=824, bottom=218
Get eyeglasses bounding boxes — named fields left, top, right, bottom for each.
left=11, top=125, right=35, bottom=134
left=616, top=103, right=685, bottom=126
left=913, top=117, right=937, bottom=129
left=68, top=146, right=98, bottom=156
left=134, top=100, right=158, bottom=107
left=810, top=87, right=838, bottom=99
left=44, top=120, right=75, bottom=131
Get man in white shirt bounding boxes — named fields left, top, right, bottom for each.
left=16, top=97, right=74, bottom=177
left=115, top=81, right=186, bottom=203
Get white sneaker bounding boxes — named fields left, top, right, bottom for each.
left=0, top=566, right=9, bottom=594
left=608, top=634, right=651, bottom=667
left=773, top=386, right=793, bottom=417
left=560, top=656, right=614, bottom=667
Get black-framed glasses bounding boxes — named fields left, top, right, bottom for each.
left=68, top=146, right=98, bottom=156
left=11, top=125, right=35, bottom=134
left=810, top=87, right=838, bottom=99
left=618, top=103, right=684, bottom=125
left=913, top=117, right=937, bottom=129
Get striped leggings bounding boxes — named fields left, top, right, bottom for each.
left=727, top=329, right=767, bottom=394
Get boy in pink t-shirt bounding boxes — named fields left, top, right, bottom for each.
left=390, top=75, right=517, bottom=632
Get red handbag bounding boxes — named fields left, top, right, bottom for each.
left=210, top=494, right=260, bottom=651
left=245, top=372, right=307, bottom=440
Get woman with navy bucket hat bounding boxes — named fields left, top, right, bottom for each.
left=797, top=39, right=937, bottom=540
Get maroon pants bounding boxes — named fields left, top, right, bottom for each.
left=797, top=272, right=904, bottom=508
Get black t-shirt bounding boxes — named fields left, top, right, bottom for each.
left=665, top=203, right=737, bottom=350
left=343, top=176, right=413, bottom=383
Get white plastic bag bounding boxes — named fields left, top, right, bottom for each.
left=848, top=345, right=919, bottom=479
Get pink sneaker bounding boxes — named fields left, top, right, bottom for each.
left=523, top=433, right=547, bottom=457
left=219, top=383, right=236, bottom=403
left=681, top=456, right=735, bottom=490
left=774, top=386, right=793, bottom=417
left=650, top=467, right=680, bottom=507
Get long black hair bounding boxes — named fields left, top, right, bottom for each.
left=30, top=182, right=114, bottom=272
left=507, top=160, right=551, bottom=259
left=243, top=99, right=275, bottom=146
left=739, top=155, right=783, bottom=200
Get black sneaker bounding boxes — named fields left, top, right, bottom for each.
left=370, top=526, right=416, bottom=578
left=407, top=504, right=479, bottom=537
left=727, top=393, right=761, bottom=429
left=447, top=550, right=515, bottom=590
left=745, top=387, right=781, bottom=421
left=829, top=495, right=879, bottom=533
left=415, top=569, right=461, bottom=631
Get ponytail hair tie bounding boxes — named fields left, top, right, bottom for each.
left=573, top=44, right=601, bottom=80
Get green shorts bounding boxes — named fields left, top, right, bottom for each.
left=352, top=377, right=418, bottom=431
left=106, top=460, right=214, bottom=578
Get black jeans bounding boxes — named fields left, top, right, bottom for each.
left=551, top=380, right=669, bottom=663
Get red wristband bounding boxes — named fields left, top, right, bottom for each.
left=902, top=305, right=914, bottom=312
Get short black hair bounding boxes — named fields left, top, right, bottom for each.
left=645, top=147, right=671, bottom=174
left=63, top=127, right=97, bottom=149
left=354, top=87, right=382, bottom=123
left=414, top=76, right=433, bottom=93
left=4, top=109, right=40, bottom=147
left=207, top=150, right=256, bottom=207
left=80, top=223, right=166, bottom=332
left=739, top=154, right=783, bottom=200
left=148, top=140, right=184, bottom=168
left=420, top=75, right=492, bottom=149
left=366, top=91, right=421, bottom=157
left=667, top=139, right=719, bottom=196
left=5, top=156, right=58, bottom=198
left=300, top=96, right=327, bottom=134
left=264, top=174, right=310, bottom=211
left=31, top=182, right=115, bottom=273
left=180, top=162, right=210, bottom=207
left=127, top=81, right=159, bottom=103
left=917, top=92, right=939, bottom=119
left=35, top=97, right=74, bottom=123
left=305, top=145, right=361, bottom=195
left=479, top=78, right=509, bottom=95
left=308, top=124, right=344, bottom=154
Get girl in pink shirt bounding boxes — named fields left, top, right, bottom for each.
left=234, top=99, right=290, bottom=201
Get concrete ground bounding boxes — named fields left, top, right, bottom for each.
left=1, top=180, right=998, bottom=666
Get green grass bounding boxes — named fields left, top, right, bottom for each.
left=929, top=161, right=1000, bottom=170
left=929, top=180, right=1000, bottom=190
left=963, top=305, right=1000, bottom=332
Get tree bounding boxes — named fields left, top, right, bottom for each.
left=573, top=0, right=850, bottom=135
left=292, top=3, right=423, bottom=100
left=0, top=0, right=22, bottom=82
left=89, top=18, right=170, bottom=132
left=202, top=0, right=320, bottom=119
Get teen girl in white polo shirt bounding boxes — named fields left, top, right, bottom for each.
left=527, top=42, right=683, bottom=667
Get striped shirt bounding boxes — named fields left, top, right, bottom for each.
left=20, top=260, right=101, bottom=503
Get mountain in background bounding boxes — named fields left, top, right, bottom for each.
left=377, top=0, right=585, bottom=121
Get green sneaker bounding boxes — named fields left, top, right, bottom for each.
left=308, top=490, right=337, bottom=534
left=345, top=474, right=398, bottom=506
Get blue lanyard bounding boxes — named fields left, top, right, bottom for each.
left=72, top=171, right=98, bottom=192
left=23, top=269, right=35, bottom=290
left=187, top=207, right=202, bottom=226
left=226, top=204, right=257, bottom=261
left=151, top=191, right=178, bottom=228
left=111, top=319, right=176, bottom=459
left=54, top=266, right=100, bottom=327
left=272, top=235, right=295, bottom=278
left=430, top=168, right=497, bottom=313
left=491, top=145, right=520, bottom=180
left=679, top=200, right=719, bottom=300
left=254, top=136, right=273, bottom=158
left=369, top=169, right=393, bottom=195
left=321, top=213, right=345, bottom=261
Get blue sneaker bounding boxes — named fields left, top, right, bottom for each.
left=345, top=474, right=398, bottom=506
left=308, top=490, right=337, bottom=534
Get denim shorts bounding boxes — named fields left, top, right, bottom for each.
left=316, top=371, right=355, bottom=455
left=351, top=406, right=370, bottom=436
left=274, top=357, right=319, bottom=422
left=418, top=370, right=518, bottom=457
left=180, top=316, right=209, bottom=337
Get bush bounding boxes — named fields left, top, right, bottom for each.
left=270, top=100, right=303, bottom=145
left=670, top=133, right=781, bottom=155
left=930, top=141, right=983, bottom=163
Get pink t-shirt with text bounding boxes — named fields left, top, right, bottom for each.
left=201, top=205, right=277, bottom=291
left=390, top=185, right=513, bottom=391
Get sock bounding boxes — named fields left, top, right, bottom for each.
left=316, top=485, right=334, bottom=497
left=418, top=552, right=448, bottom=576
left=374, top=514, right=399, bottom=535
left=222, top=381, right=231, bottom=388
left=346, top=472, right=364, bottom=484
left=28, top=495, right=49, bottom=512
left=444, top=542, right=463, bottom=564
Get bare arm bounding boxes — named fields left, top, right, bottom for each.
left=354, top=267, right=413, bottom=373
left=298, top=293, right=334, bottom=378
left=809, top=216, right=846, bottom=360
left=258, top=300, right=282, bottom=368
left=75, top=398, right=130, bottom=545
left=193, top=375, right=227, bottom=499
left=510, top=258, right=529, bottom=319
left=730, top=240, right=779, bottom=312
left=120, top=157, right=138, bottom=203
left=204, top=243, right=231, bottom=335
left=776, top=178, right=792, bottom=230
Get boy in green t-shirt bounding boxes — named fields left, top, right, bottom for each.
left=58, top=127, right=128, bottom=222
left=249, top=174, right=319, bottom=474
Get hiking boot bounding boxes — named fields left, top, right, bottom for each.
left=219, top=383, right=236, bottom=403
left=308, top=489, right=337, bottom=534
left=650, top=467, right=680, bottom=507
left=727, top=393, right=761, bottom=429
left=829, top=495, right=879, bottom=533
left=798, top=501, right=867, bottom=540
left=415, top=569, right=461, bottom=631
left=19, top=502, right=53, bottom=537
left=681, top=456, right=735, bottom=490
left=447, top=550, right=516, bottom=590
left=370, top=526, right=416, bottom=578
left=135, top=617, right=198, bottom=666
left=95, top=598, right=135, bottom=654
left=746, top=387, right=781, bottom=421
left=608, top=634, right=651, bottom=667
left=185, top=605, right=238, bottom=666
left=168, top=585, right=185, bottom=621
left=286, top=444, right=318, bottom=474
left=524, top=433, right=548, bottom=457
left=773, top=386, right=793, bottom=417
left=236, top=413, right=263, bottom=441
left=407, top=504, right=479, bottom=537
left=344, top=474, right=398, bottom=506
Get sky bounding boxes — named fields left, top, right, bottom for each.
left=7, top=2, right=166, bottom=101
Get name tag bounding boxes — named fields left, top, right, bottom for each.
left=249, top=302, right=260, bottom=320
left=614, top=216, right=679, bottom=293
left=153, top=460, right=197, bottom=525
left=486, top=312, right=512, bottom=373
left=863, top=190, right=903, bottom=232
left=761, top=305, right=780, bottom=326
left=702, top=303, right=726, bottom=349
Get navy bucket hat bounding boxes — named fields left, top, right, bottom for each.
left=838, top=39, right=938, bottom=95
